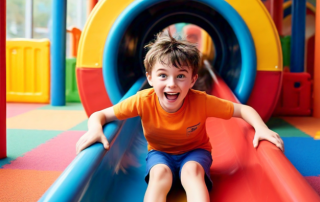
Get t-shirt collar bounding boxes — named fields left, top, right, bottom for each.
left=155, top=90, right=189, bottom=116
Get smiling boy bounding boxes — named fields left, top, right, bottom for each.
left=76, top=33, right=284, bottom=202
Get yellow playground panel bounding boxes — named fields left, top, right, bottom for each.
left=6, top=39, right=50, bottom=103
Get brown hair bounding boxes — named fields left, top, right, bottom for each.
left=144, top=32, right=200, bottom=76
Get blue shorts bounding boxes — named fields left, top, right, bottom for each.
left=145, top=148, right=213, bottom=191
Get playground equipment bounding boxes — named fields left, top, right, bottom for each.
left=274, top=1, right=316, bottom=116
left=0, top=0, right=6, bottom=159
left=6, top=39, right=50, bottom=103
left=76, top=0, right=281, bottom=122
left=282, top=1, right=315, bottom=74
left=315, top=0, right=320, bottom=118
left=4, top=27, right=81, bottom=104
left=66, top=27, right=81, bottom=58
left=66, top=27, right=82, bottom=102
left=40, top=0, right=320, bottom=201
left=261, top=0, right=283, bottom=34
left=274, top=72, right=312, bottom=116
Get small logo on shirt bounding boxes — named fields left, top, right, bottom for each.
left=186, top=122, right=200, bottom=136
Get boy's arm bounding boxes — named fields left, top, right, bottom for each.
left=76, top=107, right=119, bottom=154
left=232, top=103, right=284, bottom=152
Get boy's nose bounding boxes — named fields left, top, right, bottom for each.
left=167, top=78, right=176, bottom=88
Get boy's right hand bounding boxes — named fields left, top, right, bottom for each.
left=76, top=129, right=110, bottom=155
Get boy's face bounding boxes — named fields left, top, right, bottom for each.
left=146, top=60, right=198, bottom=113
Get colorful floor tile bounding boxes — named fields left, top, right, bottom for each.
left=3, top=131, right=85, bottom=171
left=70, top=119, right=88, bottom=131
left=6, top=103, right=47, bottom=118
left=281, top=137, right=320, bottom=176
left=0, top=129, right=62, bottom=168
left=266, top=117, right=311, bottom=138
left=281, top=117, right=320, bottom=138
left=7, top=110, right=87, bottom=130
left=1, top=103, right=320, bottom=200
left=39, top=103, right=84, bottom=110
left=0, top=169, right=62, bottom=202
left=267, top=118, right=320, bottom=176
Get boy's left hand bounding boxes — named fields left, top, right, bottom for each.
left=253, top=127, right=284, bottom=152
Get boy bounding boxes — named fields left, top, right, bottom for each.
left=76, top=33, right=284, bottom=202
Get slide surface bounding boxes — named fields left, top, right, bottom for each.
left=40, top=74, right=320, bottom=202
left=101, top=76, right=320, bottom=202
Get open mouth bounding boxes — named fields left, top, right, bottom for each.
left=164, top=92, right=180, bottom=101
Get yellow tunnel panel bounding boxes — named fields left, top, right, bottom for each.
left=77, top=0, right=282, bottom=72
left=226, top=0, right=282, bottom=72
left=77, top=0, right=135, bottom=68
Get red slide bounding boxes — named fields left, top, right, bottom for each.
left=203, top=72, right=320, bottom=201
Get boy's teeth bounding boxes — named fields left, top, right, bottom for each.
left=165, top=92, right=179, bottom=100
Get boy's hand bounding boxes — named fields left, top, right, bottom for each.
left=253, top=127, right=284, bottom=152
left=76, top=129, right=110, bottom=155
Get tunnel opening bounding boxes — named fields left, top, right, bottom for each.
left=116, top=1, right=241, bottom=95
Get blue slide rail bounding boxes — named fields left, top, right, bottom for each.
left=39, top=77, right=146, bottom=201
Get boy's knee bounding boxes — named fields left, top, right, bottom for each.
left=149, top=164, right=173, bottom=182
left=181, top=161, right=204, bottom=178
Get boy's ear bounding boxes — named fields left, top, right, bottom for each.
left=146, top=72, right=153, bottom=86
left=190, top=74, right=198, bottom=88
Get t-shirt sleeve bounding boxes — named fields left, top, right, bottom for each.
left=206, top=95, right=234, bottom=119
left=113, top=93, right=141, bottom=120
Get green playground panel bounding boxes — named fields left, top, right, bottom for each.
left=280, top=36, right=291, bottom=68
left=66, top=58, right=81, bottom=102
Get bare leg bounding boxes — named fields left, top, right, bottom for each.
left=181, top=161, right=210, bottom=202
left=144, top=164, right=173, bottom=202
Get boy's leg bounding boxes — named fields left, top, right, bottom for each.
left=144, top=164, right=173, bottom=202
left=179, top=149, right=213, bottom=202
left=180, top=161, right=210, bottom=202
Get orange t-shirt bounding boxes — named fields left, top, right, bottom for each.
left=113, top=88, right=234, bottom=155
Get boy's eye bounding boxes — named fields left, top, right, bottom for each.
left=159, top=74, right=166, bottom=78
left=177, top=74, right=185, bottom=78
